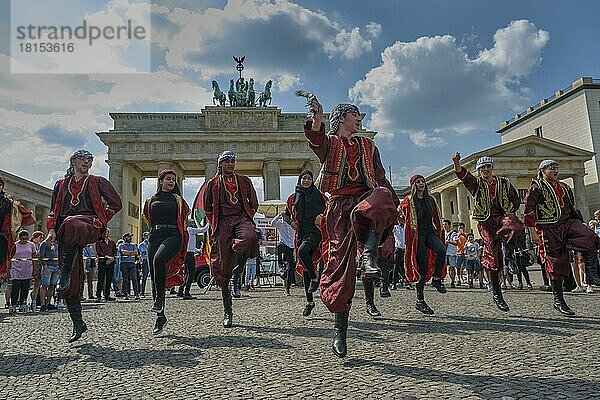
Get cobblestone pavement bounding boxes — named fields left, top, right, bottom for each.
left=1, top=279, right=600, bottom=399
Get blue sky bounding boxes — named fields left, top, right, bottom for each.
left=1, top=0, right=599, bottom=205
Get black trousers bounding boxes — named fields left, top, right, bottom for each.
left=393, top=248, right=407, bottom=285
left=303, top=271, right=314, bottom=303
left=416, top=230, right=446, bottom=300
left=148, top=229, right=181, bottom=316
left=183, top=252, right=197, bottom=295
left=96, top=260, right=115, bottom=299
left=297, top=231, right=320, bottom=280
left=11, top=278, right=30, bottom=307
left=278, top=243, right=295, bottom=289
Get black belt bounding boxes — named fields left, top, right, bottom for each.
left=153, top=224, right=178, bottom=230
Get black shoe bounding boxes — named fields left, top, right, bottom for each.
left=169, top=288, right=177, bottom=295
left=153, top=316, right=168, bottom=335
left=554, top=301, right=576, bottom=317
left=390, top=284, right=397, bottom=290
left=379, top=285, right=391, bottom=298
left=302, top=303, right=315, bottom=317
left=105, top=297, right=116, bottom=302
left=182, top=294, right=195, bottom=300
left=151, top=298, right=165, bottom=313
left=415, top=300, right=434, bottom=315
left=308, top=280, right=319, bottom=293
left=232, top=281, right=242, bottom=299
left=47, top=304, right=57, bottom=310
left=94, top=298, right=102, bottom=303
left=123, top=296, right=129, bottom=301
left=223, top=312, right=233, bottom=328
left=88, top=295, right=96, bottom=300
left=40, top=305, right=47, bottom=312
left=332, top=311, right=349, bottom=358
left=366, top=303, right=381, bottom=318
left=332, top=327, right=347, bottom=358
left=493, top=293, right=510, bottom=312
left=431, top=279, right=447, bottom=294
left=68, top=322, right=87, bottom=343
left=177, top=289, right=184, bottom=298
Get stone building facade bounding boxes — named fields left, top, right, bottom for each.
left=498, top=77, right=600, bottom=218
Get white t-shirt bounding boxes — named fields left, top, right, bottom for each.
left=465, top=241, right=480, bottom=261
left=444, top=229, right=458, bottom=256
left=393, top=225, right=405, bottom=249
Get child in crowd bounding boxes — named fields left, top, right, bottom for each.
left=465, top=233, right=483, bottom=288
left=9, top=230, right=36, bottom=315
left=244, top=257, right=257, bottom=291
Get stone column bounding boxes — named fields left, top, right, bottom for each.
left=263, top=160, right=281, bottom=200
left=439, top=189, right=451, bottom=221
left=573, top=173, right=590, bottom=221
left=455, top=184, right=470, bottom=228
left=205, top=161, right=218, bottom=181
left=107, top=161, right=124, bottom=239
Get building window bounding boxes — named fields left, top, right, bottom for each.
left=450, top=201, right=455, bottom=215
left=535, top=126, right=543, bottom=137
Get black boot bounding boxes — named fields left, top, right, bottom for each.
left=582, top=250, right=600, bottom=286
left=379, top=261, right=391, bottom=298
left=66, top=297, right=87, bottom=343
left=58, top=245, right=77, bottom=293
left=360, top=228, right=382, bottom=279
left=332, top=311, right=349, bottom=358
left=364, top=280, right=381, bottom=317
left=151, top=292, right=165, bottom=313
left=153, top=315, right=168, bottom=335
left=552, top=277, right=576, bottom=317
left=415, top=299, right=434, bottom=315
left=490, top=270, right=509, bottom=312
left=222, top=286, right=233, bottom=328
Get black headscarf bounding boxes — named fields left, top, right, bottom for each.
left=293, top=170, right=325, bottom=226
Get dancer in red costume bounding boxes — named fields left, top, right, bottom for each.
left=285, top=170, right=326, bottom=316
left=0, top=175, right=35, bottom=280
left=453, top=152, right=523, bottom=312
left=203, top=151, right=259, bottom=328
left=143, top=169, right=190, bottom=334
left=47, top=150, right=121, bottom=342
left=304, top=96, right=398, bottom=357
left=524, top=160, right=600, bottom=316
left=400, top=175, right=447, bottom=315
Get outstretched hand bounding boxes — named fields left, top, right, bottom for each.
left=452, top=152, right=462, bottom=171
left=310, top=97, right=323, bottom=130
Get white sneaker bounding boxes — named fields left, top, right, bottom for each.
left=571, top=286, right=584, bottom=293
left=586, top=285, right=594, bottom=293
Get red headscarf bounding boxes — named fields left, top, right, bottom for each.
left=409, top=174, right=425, bottom=186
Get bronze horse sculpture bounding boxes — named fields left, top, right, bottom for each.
left=211, top=80, right=227, bottom=106
left=258, top=80, right=272, bottom=107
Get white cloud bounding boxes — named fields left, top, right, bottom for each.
left=366, top=22, right=382, bottom=39
left=158, top=0, right=374, bottom=87
left=350, top=19, right=549, bottom=147
left=390, top=165, right=435, bottom=186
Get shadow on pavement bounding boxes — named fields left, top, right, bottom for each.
left=348, top=313, right=597, bottom=337
left=344, top=358, right=600, bottom=399
left=0, top=353, right=77, bottom=376
left=77, top=343, right=201, bottom=369
left=167, top=334, right=293, bottom=350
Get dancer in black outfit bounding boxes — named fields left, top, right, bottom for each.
left=143, top=169, right=190, bottom=335
left=286, top=170, right=326, bottom=316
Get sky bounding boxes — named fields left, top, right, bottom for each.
left=1, top=0, right=600, bottom=206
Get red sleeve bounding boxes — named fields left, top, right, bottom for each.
left=246, top=176, right=259, bottom=215
left=456, top=167, right=479, bottom=196
left=304, top=121, right=329, bottom=163
left=46, top=180, right=61, bottom=231
left=203, top=178, right=214, bottom=214
left=97, top=176, right=122, bottom=219
left=523, top=183, right=540, bottom=227
left=372, top=144, right=400, bottom=206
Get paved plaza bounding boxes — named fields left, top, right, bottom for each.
left=1, top=278, right=600, bottom=399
